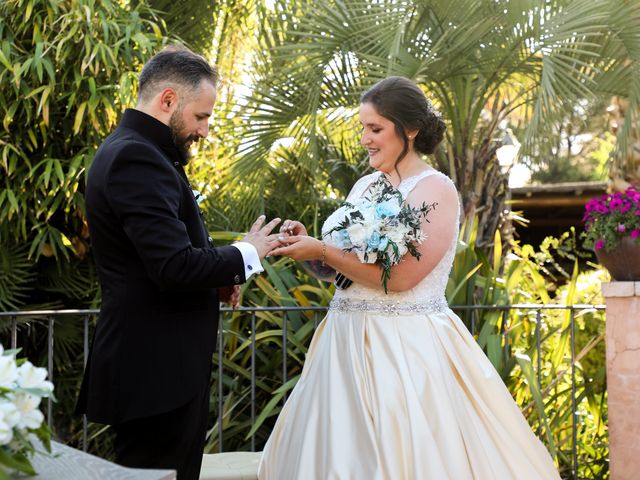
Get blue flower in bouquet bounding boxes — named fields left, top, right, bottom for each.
left=367, top=231, right=382, bottom=250
left=375, top=200, right=401, bottom=219
left=332, top=229, right=352, bottom=249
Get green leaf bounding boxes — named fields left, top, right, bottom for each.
left=43, top=159, right=53, bottom=188
left=515, top=354, right=557, bottom=457
left=5, top=189, right=19, bottom=212
left=0, top=447, right=37, bottom=475
left=0, top=49, right=11, bottom=69
left=53, top=159, right=64, bottom=184
left=73, top=102, right=87, bottom=134
left=245, top=375, right=300, bottom=439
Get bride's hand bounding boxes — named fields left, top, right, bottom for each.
left=279, top=219, right=308, bottom=237
left=269, top=235, right=323, bottom=262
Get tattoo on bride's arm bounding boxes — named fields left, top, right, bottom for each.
left=302, top=260, right=336, bottom=283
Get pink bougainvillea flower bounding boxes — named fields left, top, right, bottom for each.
left=617, top=224, right=626, bottom=232
left=631, top=229, right=640, bottom=240
left=594, top=239, right=605, bottom=250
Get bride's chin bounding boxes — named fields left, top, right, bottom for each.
left=368, top=156, right=382, bottom=169
left=369, top=157, right=392, bottom=174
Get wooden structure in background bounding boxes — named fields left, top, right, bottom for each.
left=510, top=181, right=607, bottom=246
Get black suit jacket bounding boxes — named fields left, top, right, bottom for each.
left=77, top=109, right=245, bottom=424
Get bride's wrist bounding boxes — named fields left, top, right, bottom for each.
left=318, top=239, right=327, bottom=264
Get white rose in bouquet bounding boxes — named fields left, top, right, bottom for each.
left=346, top=223, right=367, bottom=248
left=388, top=225, right=409, bottom=245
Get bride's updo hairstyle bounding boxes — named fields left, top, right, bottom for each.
left=360, top=76, right=446, bottom=170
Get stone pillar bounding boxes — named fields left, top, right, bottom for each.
left=602, top=281, right=640, bottom=480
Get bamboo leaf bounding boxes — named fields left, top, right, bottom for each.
left=0, top=49, right=12, bottom=69
left=515, top=354, right=557, bottom=458
left=73, top=102, right=87, bottom=135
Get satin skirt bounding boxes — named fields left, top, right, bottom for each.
left=257, top=308, right=561, bottom=480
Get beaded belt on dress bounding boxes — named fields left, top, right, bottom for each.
left=329, top=297, right=449, bottom=315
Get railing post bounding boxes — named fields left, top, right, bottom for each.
left=535, top=309, right=542, bottom=438
left=570, top=308, right=577, bottom=480
left=250, top=312, right=256, bottom=452
left=217, top=311, right=224, bottom=453
left=83, top=315, right=89, bottom=452
left=10, top=316, right=17, bottom=349
left=47, top=316, right=54, bottom=429
left=502, top=308, right=510, bottom=367
left=282, top=312, right=288, bottom=404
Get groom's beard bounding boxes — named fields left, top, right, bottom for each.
left=169, top=110, right=199, bottom=164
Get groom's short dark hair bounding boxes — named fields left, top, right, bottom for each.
left=138, top=46, right=219, bottom=103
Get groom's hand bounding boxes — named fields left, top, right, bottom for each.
left=242, top=215, right=282, bottom=259
left=218, top=285, right=240, bottom=309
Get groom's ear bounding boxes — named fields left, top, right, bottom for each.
left=158, top=87, right=179, bottom=113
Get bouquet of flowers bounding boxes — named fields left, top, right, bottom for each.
left=582, top=186, right=640, bottom=252
left=325, top=175, right=437, bottom=292
left=0, top=345, right=54, bottom=477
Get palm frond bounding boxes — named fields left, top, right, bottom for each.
left=0, top=235, right=35, bottom=311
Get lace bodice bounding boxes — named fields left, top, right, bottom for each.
left=321, top=169, right=460, bottom=309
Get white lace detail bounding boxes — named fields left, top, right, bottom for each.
left=322, top=169, right=460, bottom=311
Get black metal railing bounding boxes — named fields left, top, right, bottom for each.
left=0, top=303, right=606, bottom=480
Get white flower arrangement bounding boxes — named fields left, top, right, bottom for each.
left=0, top=345, right=54, bottom=477
left=325, top=175, right=437, bottom=292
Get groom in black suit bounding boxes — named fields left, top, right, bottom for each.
left=76, top=46, right=280, bottom=479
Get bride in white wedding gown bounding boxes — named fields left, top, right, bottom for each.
left=259, top=76, right=560, bottom=480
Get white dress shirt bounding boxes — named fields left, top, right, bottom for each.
left=232, top=242, right=264, bottom=279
